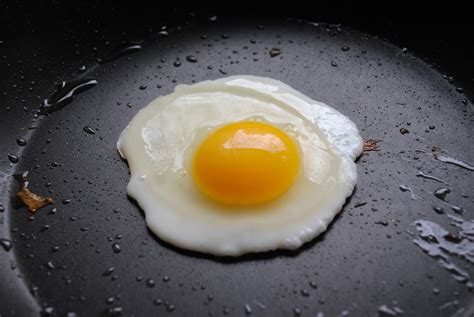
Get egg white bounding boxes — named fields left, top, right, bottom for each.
left=118, top=75, right=363, bottom=256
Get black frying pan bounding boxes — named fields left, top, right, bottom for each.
left=1, top=4, right=473, bottom=317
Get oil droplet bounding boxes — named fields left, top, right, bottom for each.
left=97, top=43, right=143, bottom=64
left=16, top=138, right=27, bottom=146
left=146, top=279, right=155, bottom=287
left=83, top=126, right=96, bottom=134
left=103, top=267, right=115, bottom=276
left=7, top=154, right=19, bottom=163
left=39, top=79, right=98, bottom=115
left=41, top=307, right=55, bottom=316
left=300, top=289, right=310, bottom=297
left=186, top=55, right=198, bottom=63
left=106, top=307, right=123, bottom=316
left=434, top=188, right=450, bottom=201
left=399, top=185, right=418, bottom=200
left=1, top=239, right=13, bottom=251
left=244, top=304, right=252, bottom=315
left=378, top=305, right=402, bottom=316
left=412, top=217, right=473, bottom=286
left=435, top=154, right=474, bottom=171
left=399, top=128, right=409, bottom=135
left=269, top=48, right=281, bottom=57
left=433, top=206, right=444, bottom=214
left=416, top=171, right=449, bottom=185
left=354, top=201, right=367, bottom=208
left=112, top=243, right=121, bottom=253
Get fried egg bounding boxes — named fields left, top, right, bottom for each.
left=118, top=75, right=363, bottom=256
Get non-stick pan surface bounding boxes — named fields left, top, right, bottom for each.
left=1, top=5, right=473, bottom=317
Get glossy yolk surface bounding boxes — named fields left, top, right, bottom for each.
left=192, top=121, right=300, bottom=205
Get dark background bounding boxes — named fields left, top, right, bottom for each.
left=1, top=2, right=473, bottom=316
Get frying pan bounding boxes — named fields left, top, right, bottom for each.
left=1, top=3, right=473, bottom=316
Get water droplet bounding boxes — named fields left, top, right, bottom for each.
left=16, top=138, right=27, bottom=146
left=331, top=61, right=337, bottom=67
left=112, top=243, right=121, bottom=253
left=186, top=55, right=198, bottom=63
left=300, top=289, right=310, bottom=297
left=269, top=48, right=281, bottom=57
left=61, top=199, right=71, bottom=204
left=162, top=275, right=169, bottom=282
left=341, top=45, right=350, bottom=51
left=173, top=60, right=181, bottom=67
left=1, top=239, right=13, bottom=251
left=354, top=201, right=367, bottom=208
left=139, top=84, right=147, bottom=90
left=434, top=188, right=450, bottom=201
left=40, top=225, right=50, bottom=232
left=166, top=304, right=175, bottom=312
left=83, top=126, right=96, bottom=134
left=221, top=33, right=229, bottom=39
left=7, top=154, right=19, bottom=163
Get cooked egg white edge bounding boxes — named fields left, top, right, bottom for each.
left=118, top=75, right=363, bottom=256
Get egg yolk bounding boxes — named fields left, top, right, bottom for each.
left=192, top=121, right=300, bottom=206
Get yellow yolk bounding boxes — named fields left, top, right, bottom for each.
left=192, top=121, right=300, bottom=205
